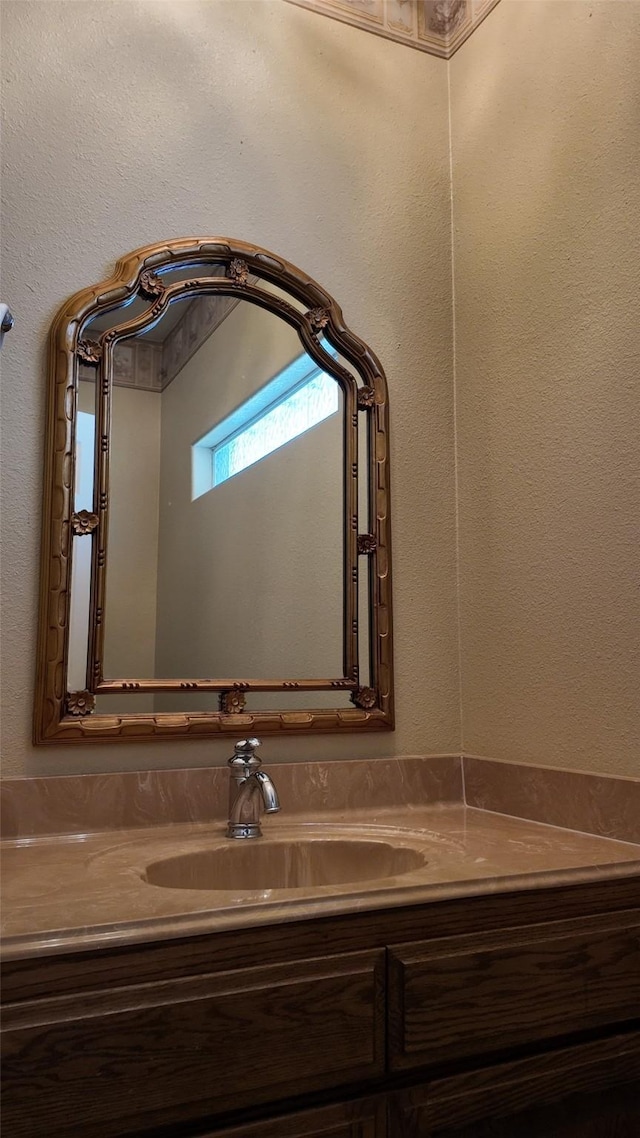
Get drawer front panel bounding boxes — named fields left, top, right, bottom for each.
left=198, top=1095, right=386, bottom=1137
left=2, top=950, right=385, bottom=1138
left=389, top=913, right=640, bottom=1068
left=388, top=1030, right=640, bottom=1137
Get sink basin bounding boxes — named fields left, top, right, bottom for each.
left=143, top=838, right=426, bottom=892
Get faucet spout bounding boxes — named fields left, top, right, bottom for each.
left=255, top=769, right=280, bottom=813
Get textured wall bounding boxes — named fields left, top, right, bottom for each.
left=4, top=0, right=635, bottom=782
left=0, top=0, right=458, bottom=774
left=450, top=1, right=640, bottom=776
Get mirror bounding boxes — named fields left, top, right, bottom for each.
left=35, top=239, right=392, bottom=743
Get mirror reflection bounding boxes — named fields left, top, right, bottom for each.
left=75, top=296, right=348, bottom=711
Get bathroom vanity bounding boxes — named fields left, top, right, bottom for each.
left=2, top=757, right=640, bottom=1138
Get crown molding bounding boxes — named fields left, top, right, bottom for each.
left=286, top=0, right=501, bottom=60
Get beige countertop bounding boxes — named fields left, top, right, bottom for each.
left=3, top=804, right=640, bottom=960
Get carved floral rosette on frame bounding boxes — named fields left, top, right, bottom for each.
left=35, top=238, right=393, bottom=744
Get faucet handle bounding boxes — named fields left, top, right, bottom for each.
left=234, top=737, right=261, bottom=757
left=229, top=737, right=262, bottom=773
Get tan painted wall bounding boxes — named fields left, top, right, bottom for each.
left=4, top=0, right=634, bottom=780
left=450, top=1, right=640, bottom=776
left=0, top=0, right=457, bottom=774
left=154, top=300, right=345, bottom=709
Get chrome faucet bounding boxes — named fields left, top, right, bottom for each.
left=227, top=737, right=280, bottom=839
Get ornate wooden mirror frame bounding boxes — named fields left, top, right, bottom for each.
left=34, top=238, right=393, bottom=744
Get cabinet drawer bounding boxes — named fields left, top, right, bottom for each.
left=388, top=1030, right=640, bottom=1137
left=198, top=1095, right=386, bottom=1137
left=388, top=912, right=640, bottom=1068
left=2, top=949, right=385, bottom=1138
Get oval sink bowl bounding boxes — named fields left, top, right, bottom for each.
left=144, top=839, right=426, bottom=892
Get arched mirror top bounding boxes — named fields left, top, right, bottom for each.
left=57, top=238, right=387, bottom=407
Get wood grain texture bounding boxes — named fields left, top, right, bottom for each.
left=447, top=1085, right=640, bottom=1138
left=2, top=950, right=385, bottom=1138
left=388, top=911, right=640, bottom=1067
left=388, top=1030, right=640, bottom=1136
left=3, top=882, right=639, bottom=1137
left=197, top=1096, right=386, bottom=1138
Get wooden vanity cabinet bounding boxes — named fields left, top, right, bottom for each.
left=197, top=1097, right=387, bottom=1138
left=388, top=1031, right=640, bottom=1137
left=2, top=876, right=639, bottom=1138
left=1, top=950, right=386, bottom=1138
left=387, top=910, right=640, bottom=1069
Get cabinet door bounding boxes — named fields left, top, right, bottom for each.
left=388, top=911, right=640, bottom=1068
left=388, top=1030, right=640, bottom=1137
left=435, top=1085, right=640, bottom=1137
left=2, top=949, right=385, bottom=1138
left=197, top=1096, right=386, bottom=1137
